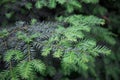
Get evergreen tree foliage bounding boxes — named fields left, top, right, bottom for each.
left=0, top=19, right=113, bottom=80
left=0, top=0, right=120, bottom=80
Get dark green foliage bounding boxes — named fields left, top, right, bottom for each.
left=4, top=50, right=23, bottom=62
left=0, top=0, right=120, bottom=80
left=0, top=29, right=9, bottom=38
left=0, top=0, right=100, bottom=26
left=0, top=19, right=113, bottom=80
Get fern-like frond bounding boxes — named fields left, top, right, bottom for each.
left=41, top=46, right=51, bottom=56
left=17, top=31, right=40, bottom=44
left=92, top=46, right=111, bottom=55
left=53, top=49, right=63, bottom=58
left=82, top=0, right=99, bottom=4
left=0, top=70, right=10, bottom=80
left=4, top=50, right=23, bottom=62
left=92, top=26, right=116, bottom=45
left=30, top=59, right=46, bottom=75
left=64, top=15, right=105, bottom=26
left=17, top=61, right=33, bottom=79
left=0, top=29, right=9, bottom=38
